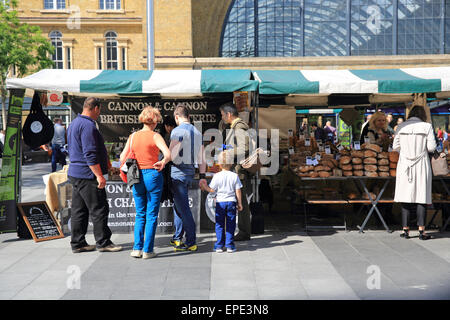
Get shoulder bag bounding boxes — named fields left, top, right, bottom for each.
left=431, top=151, right=449, bottom=176
left=119, top=133, right=140, bottom=187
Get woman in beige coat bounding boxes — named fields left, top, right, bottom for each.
left=393, top=106, right=436, bottom=240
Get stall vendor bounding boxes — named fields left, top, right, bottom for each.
left=367, top=111, right=392, bottom=151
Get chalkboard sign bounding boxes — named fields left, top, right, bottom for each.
left=17, top=201, right=64, bottom=242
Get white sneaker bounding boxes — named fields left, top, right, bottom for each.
left=130, top=250, right=142, bottom=258
left=215, top=248, right=224, bottom=253
left=142, top=252, right=157, bottom=259
left=227, top=248, right=236, bottom=253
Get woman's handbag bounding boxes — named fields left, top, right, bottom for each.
left=119, top=133, right=140, bottom=187
left=431, top=151, right=449, bottom=176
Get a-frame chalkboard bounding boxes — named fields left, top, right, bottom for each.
left=17, top=201, right=64, bottom=242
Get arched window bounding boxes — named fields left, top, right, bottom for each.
left=50, top=31, right=63, bottom=69
left=105, top=31, right=118, bottom=70
left=220, top=0, right=449, bottom=57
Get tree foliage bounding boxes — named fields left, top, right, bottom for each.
left=0, top=0, right=54, bottom=129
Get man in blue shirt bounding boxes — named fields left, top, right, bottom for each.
left=169, top=105, right=206, bottom=252
left=67, top=97, right=122, bottom=254
left=51, top=118, right=66, bottom=172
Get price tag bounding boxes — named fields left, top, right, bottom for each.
left=336, top=154, right=341, bottom=161
left=388, top=146, right=393, bottom=152
left=312, top=157, right=319, bottom=166
left=325, top=145, right=331, bottom=154
left=319, top=145, right=324, bottom=152
left=316, top=154, right=321, bottom=161
left=288, top=129, right=293, bottom=137
left=305, top=138, right=311, bottom=147
left=299, top=134, right=305, bottom=140
left=306, top=156, right=313, bottom=166
left=364, top=136, right=370, bottom=144
left=354, top=141, right=361, bottom=150
left=288, top=147, right=294, bottom=155
left=338, top=145, right=344, bottom=151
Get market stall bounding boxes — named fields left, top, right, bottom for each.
left=253, top=67, right=450, bottom=232
left=4, top=69, right=259, bottom=235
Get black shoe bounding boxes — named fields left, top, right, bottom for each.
left=400, top=230, right=410, bottom=239
left=419, top=233, right=431, bottom=240
left=72, top=244, right=96, bottom=253
left=234, top=233, right=250, bottom=241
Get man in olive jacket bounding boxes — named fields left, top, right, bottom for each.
left=219, top=103, right=252, bottom=241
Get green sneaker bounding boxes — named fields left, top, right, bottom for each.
left=174, top=244, right=198, bottom=252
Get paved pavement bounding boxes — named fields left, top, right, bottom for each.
left=0, top=162, right=449, bottom=300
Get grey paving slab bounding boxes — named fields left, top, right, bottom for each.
left=308, top=232, right=401, bottom=299
left=342, top=232, right=450, bottom=292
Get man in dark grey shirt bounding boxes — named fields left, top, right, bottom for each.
left=51, top=118, right=67, bottom=172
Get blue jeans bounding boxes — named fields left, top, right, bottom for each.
left=171, top=174, right=196, bottom=247
left=215, top=201, right=237, bottom=250
left=132, top=169, right=163, bottom=253
left=51, top=144, right=66, bottom=172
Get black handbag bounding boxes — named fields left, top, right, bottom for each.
left=22, top=93, right=54, bottom=149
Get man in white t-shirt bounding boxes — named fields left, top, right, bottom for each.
left=200, top=151, right=243, bottom=253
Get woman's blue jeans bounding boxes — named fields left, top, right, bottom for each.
left=132, top=169, right=163, bottom=253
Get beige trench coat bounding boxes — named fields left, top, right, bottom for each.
left=393, top=117, right=437, bottom=204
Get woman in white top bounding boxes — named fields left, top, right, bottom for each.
left=393, top=106, right=436, bottom=240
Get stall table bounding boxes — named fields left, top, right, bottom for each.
left=294, top=175, right=450, bottom=233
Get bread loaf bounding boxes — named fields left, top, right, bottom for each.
left=364, top=165, right=378, bottom=172
left=378, top=152, right=389, bottom=159
left=378, top=159, right=389, bottom=166
left=389, top=162, right=397, bottom=169
left=390, top=169, right=396, bottom=177
left=352, top=158, right=363, bottom=165
left=314, top=165, right=331, bottom=172
left=321, top=154, right=334, bottom=160
left=353, top=170, right=364, bottom=176
left=353, top=164, right=364, bottom=170
left=389, top=151, right=399, bottom=163
left=363, top=143, right=382, bottom=153
left=343, top=170, right=353, bottom=177
left=363, top=157, right=377, bottom=165
left=329, top=158, right=338, bottom=168
left=319, top=171, right=331, bottom=178
left=351, top=150, right=364, bottom=158
left=364, top=150, right=378, bottom=158
left=379, top=172, right=390, bottom=177
left=341, top=164, right=353, bottom=171
left=339, top=156, right=352, bottom=165
left=365, top=171, right=379, bottom=177
left=321, top=160, right=336, bottom=169
left=310, top=171, right=319, bottom=178
left=300, top=166, right=310, bottom=173
left=378, top=166, right=389, bottom=172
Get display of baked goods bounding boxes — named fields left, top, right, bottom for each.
left=288, top=137, right=400, bottom=178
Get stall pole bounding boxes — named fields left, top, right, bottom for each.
left=254, top=91, right=259, bottom=203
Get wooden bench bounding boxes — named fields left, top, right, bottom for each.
left=303, top=199, right=349, bottom=231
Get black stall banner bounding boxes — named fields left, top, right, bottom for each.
left=71, top=96, right=230, bottom=147
left=61, top=181, right=201, bottom=234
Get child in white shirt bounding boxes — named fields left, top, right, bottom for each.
left=200, top=151, right=243, bottom=253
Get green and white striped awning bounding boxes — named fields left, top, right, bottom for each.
left=253, top=67, right=450, bottom=95
left=6, top=69, right=258, bottom=94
